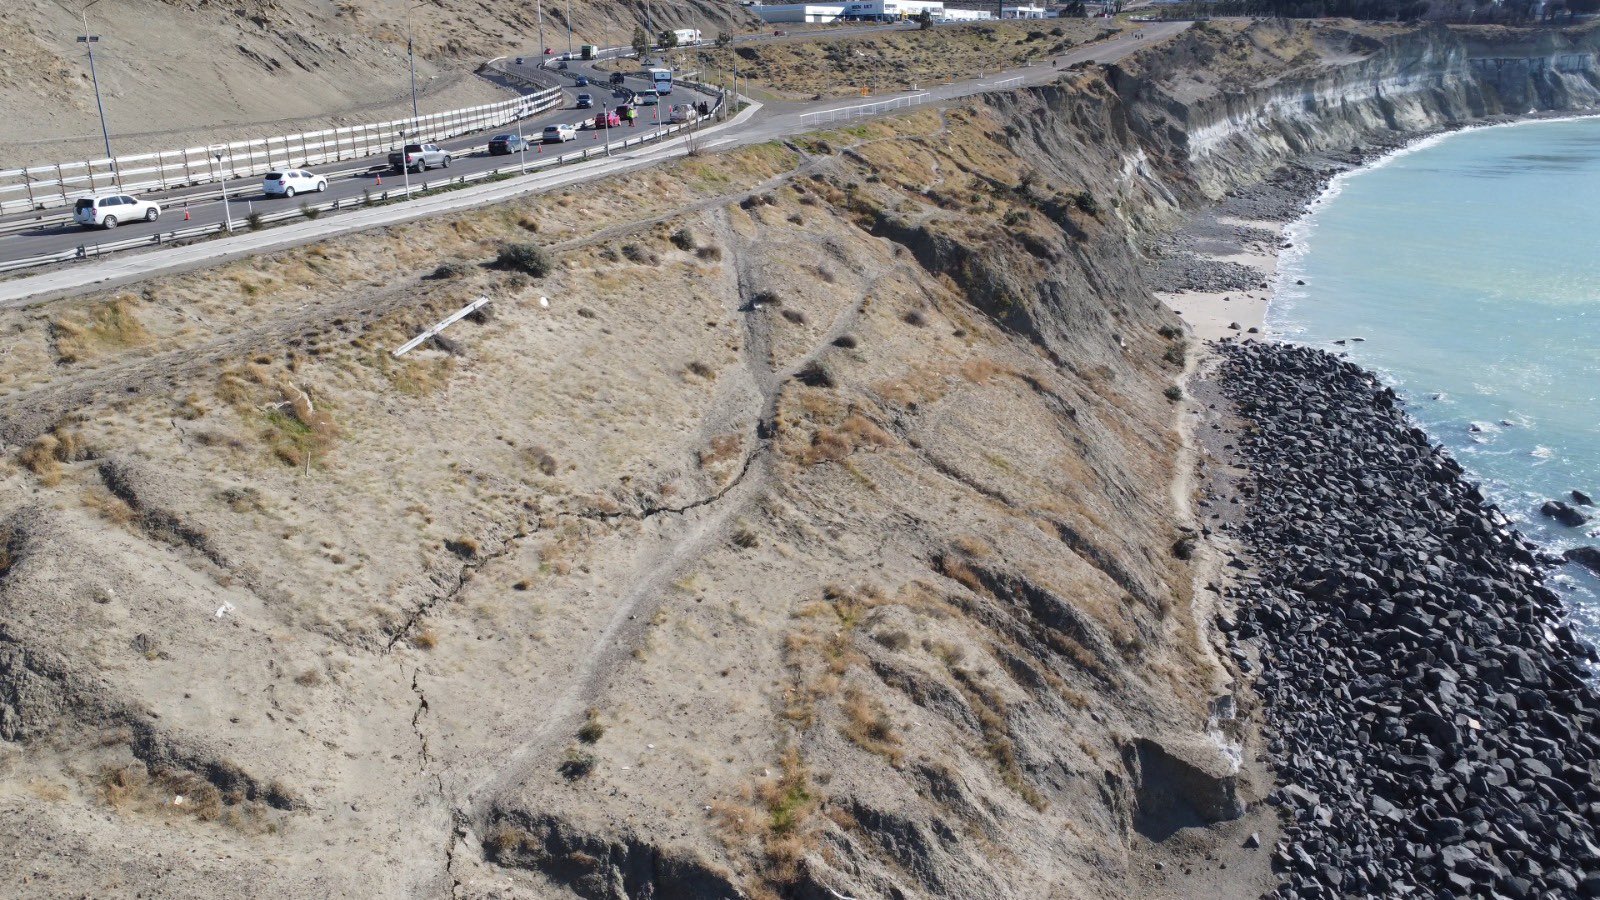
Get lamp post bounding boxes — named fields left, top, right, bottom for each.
left=565, top=0, right=574, bottom=59
left=537, top=0, right=547, bottom=58
left=516, top=119, right=528, bottom=174
left=78, top=0, right=116, bottom=185
left=398, top=131, right=413, bottom=197
left=212, top=148, right=234, bottom=232
left=403, top=0, right=421, bottom=121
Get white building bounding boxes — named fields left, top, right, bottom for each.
left=752, top=3, right=847, bottom=21
left=839, top=0, right=947, bottom=20
left=940, top=6, right=995, bottom=19
left=1002, top=4, right=1047, bottom=16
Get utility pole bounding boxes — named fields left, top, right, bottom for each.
left=537, top=0, right=547, bottom=57
left=78, top=0, right=115, bottom=183
left=565, top=0, right=574, bottom=58
left=398, top=131, right=413, bottom=197
left=404, top=1, right=420, bottom=121
left=212, top=149, right=234, bottom=232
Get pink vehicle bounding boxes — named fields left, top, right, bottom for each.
left=594, top=109, right=621, bottom=129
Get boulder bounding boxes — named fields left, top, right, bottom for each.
left=1540, top=500, right=1590, bottom=528
left=1563, top=546, right=1600, bottom=576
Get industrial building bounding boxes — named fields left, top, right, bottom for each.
left=752, top=0, right=1001, bottom=21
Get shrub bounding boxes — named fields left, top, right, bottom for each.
left=872, top=630, right=910, bottom=651
left=781, top=309, right=807, bottom=325
left=733, top=526, right=759, bottom=549
left=524, top=446, right=558, bottom=476
left=831, top=334, right=858, bottom=349
left=670, top=227, right=696, bottom=251
left=246, top=211, right=264, bottom=231
left=686, top=361, right=715, bottom=379
left=696, top=245, right=723, bottom=261
left=577, top=710, right=605, bottom=744
left=621, top=243, right=658, bottom=265
left=1157, top=324, right=1183, bottom=340
left=299, top=203, right=321, bottom=220
left=445, top=536, right=480, bottom=559
left=493, top=243, right=552, bottom=276
left=429, top=261, right=470, bottom=280
left=560, top=749, right=598, bottom=780
left=1165, top=385, right=1184, bottom=402
left=752, top=290, right=780, bottom=307
left=1072, top=191, right=1100, bottom=216
left=903, top=310, right=928, bottom=327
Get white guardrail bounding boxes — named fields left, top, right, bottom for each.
left=0, top=87, right=564, bottom=217
left=798, top=92, right=931, bottom=126
left=0, top=86, right=731, bottom=276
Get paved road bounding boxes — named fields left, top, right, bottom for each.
left=0, top=63, right=711, bottom=266
left=0, top=21, right=1187, bottom=298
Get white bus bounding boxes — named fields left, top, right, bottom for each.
left=650, top=68, right=674, bottom=95
left=673, top=28, right=702, bottom=45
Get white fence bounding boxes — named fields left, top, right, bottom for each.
left=798, top=92, right=931, bottom=126
left=0, top=87, right=563, bottom=217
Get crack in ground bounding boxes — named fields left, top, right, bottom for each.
left=384, top=522, right=530, bottom=652
left=408, top=664, right=468, bottom=899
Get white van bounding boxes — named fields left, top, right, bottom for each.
left=635, top=90, right=660, bottom=106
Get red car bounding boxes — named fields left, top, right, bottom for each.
left=594, top=109, right=621, bottom=128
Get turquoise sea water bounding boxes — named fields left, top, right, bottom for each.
left=1269, top=116, right=1600, bottom=641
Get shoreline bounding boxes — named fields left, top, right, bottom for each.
left=1153, top=108, right=1600, bottom=346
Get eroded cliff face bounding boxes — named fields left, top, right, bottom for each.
left=0, top=19, right=1595, bottom=900
left=1111, top=20, right=1600, bottom=199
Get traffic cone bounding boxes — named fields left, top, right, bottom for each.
left=375, top=172, right=383, bottom=186
left=183, top=205, right=190, bottom=221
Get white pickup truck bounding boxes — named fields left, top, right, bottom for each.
left=388, top=143, right=452, bottom=172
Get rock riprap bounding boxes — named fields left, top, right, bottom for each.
left=1214, top=341, right=1600, bottom=900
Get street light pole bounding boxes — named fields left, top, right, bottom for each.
left=212, top=150, right=234, bottom=232
left=603, top=104, right=612, bottom=156
left=565, top=0, right=574, bottom=58
left=536, top=0, right=547, bottom=57
left=398, top=131, right=413, bottom=197
left=404, top=1, right=420, bottom=121
left=78, top=0, right=115, bottom=184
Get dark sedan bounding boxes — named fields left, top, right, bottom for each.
left=487, top=133, right=533, bottom=155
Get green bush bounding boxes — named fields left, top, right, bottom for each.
left=246, top=211, right=264, bottom=231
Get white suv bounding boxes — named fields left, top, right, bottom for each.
left=263, top=170, right=328, bottom=197
left=74, top=194, right=161, bottom=229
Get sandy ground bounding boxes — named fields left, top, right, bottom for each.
left=1156, top=215, right=1283, bottom=343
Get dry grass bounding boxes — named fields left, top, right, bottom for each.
left=95, top=763, right=278, bottom=832
left=798, top=413, right=895, bottom=466
left=19, top=426, right=94, bottom=487
left=52, top=295, right=151, bottom=363
left=840, top=687, right=903, bottom=767
left=719, top=20, right=1125, bottom=99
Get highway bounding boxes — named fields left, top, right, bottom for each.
left=0, top=57, right=712, bottom=268
left=0, top=22, right=1189, bottom=302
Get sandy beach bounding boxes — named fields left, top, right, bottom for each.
left=1153, top=214, right=1283, bottom=342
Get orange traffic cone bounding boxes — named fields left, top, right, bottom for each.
left=183, top=206, right=190, bottom=221
left=375, top=172, right=383, bottom=186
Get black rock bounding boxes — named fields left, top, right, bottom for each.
left=1573, top=490, right=1594, bottom=506
left=1564, top=547, right=1600, bottom=576
left=1542, top=500, right=1591, bottom=527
